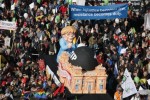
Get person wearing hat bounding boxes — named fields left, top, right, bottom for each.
left=57, top=26, right=77, bottom=62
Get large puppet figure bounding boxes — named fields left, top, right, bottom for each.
left=57, top=26, right=77, bottom=62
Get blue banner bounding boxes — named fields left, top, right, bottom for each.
left=69, top=4, right=128, bottom=20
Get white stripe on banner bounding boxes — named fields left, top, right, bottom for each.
left=46, top=65, right=61, bottom=86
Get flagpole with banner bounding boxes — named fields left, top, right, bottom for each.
left=121, top=68, right=137, bottom=98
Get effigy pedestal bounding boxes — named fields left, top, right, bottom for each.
left=57, top=52, right=107, bottom=94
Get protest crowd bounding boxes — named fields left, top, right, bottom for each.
left=0, top=0, right=150, bottom=100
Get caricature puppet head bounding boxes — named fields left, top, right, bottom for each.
left=61, top=26, right=76, bottom=43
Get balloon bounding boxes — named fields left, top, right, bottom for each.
left=134, top=76, right=140, bottom=84
left=24, top=13, right=28, bottom=19
left=40, top=7, right=44, bottom=11
left=103, top=0, right=109, bottom=5
left=37, top=0, right=41, bottom=4
left=115, top=18, right=119, bottom=24
left=140, top=79, right=146, bottom=84
left=1, top=3, right=5, bottom=8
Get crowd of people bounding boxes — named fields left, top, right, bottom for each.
left=0, top=0, right=150, bottom=100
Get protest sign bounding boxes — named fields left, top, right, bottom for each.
left=130, top=0, right=141, bottom=12
left=0, top=21, right=16, bottom=30
left=69, top=4, right=128, bottom=20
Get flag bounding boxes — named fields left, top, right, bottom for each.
left=46, top=65, right=61, bottom=86
left=120, top=48, right=127, bottom=54
left=113, top=62, right=118, bottom=78
left=34, top=89, right=47, bottom=99
left=139, top=86, right=144, bottom=91
left=39, top=35, right=43, bottom=41
left=121, top=68, right=137, bottom=98
left=60, top=83, right=64, bottom=94
left=22, top=90, right=30, bottom=99
left=11, top=4, right=15, bottom=10
left=53, top=83, right=64, bottom=97
left=29, top=2, right=34, bottom=9
left=10, top=94, right=14, bottom=100
left=147, top=79, right=150, bottom=85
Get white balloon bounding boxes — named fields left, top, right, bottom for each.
left=24, top=13, right=28, bottom=19
left=115, top=18, right=119, bottom=24
left=1, top=3, right=5, bottom=8
left=40, top=7, right=44, bottom=11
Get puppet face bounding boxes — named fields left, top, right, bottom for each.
left=63, top=32, right=75, bottom=43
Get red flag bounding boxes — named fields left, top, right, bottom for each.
left=53, top=84, right=64, bottom=97
left=53, top=86, right=61, bottom=97
left=60, top=83, right=64, bottom=94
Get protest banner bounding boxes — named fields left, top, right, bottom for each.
left=0, top=21, right=16, bottom=30
left=69, top=4, right=128, bottom=20
left=121, top=68, right=137, bottom=98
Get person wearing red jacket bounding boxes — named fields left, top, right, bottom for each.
left=96, top=52, right=104, bottom=64
left=59, top=4, right=68, bottom=16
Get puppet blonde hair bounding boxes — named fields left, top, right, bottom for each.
left=61, top=26, right=76, bottom=35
